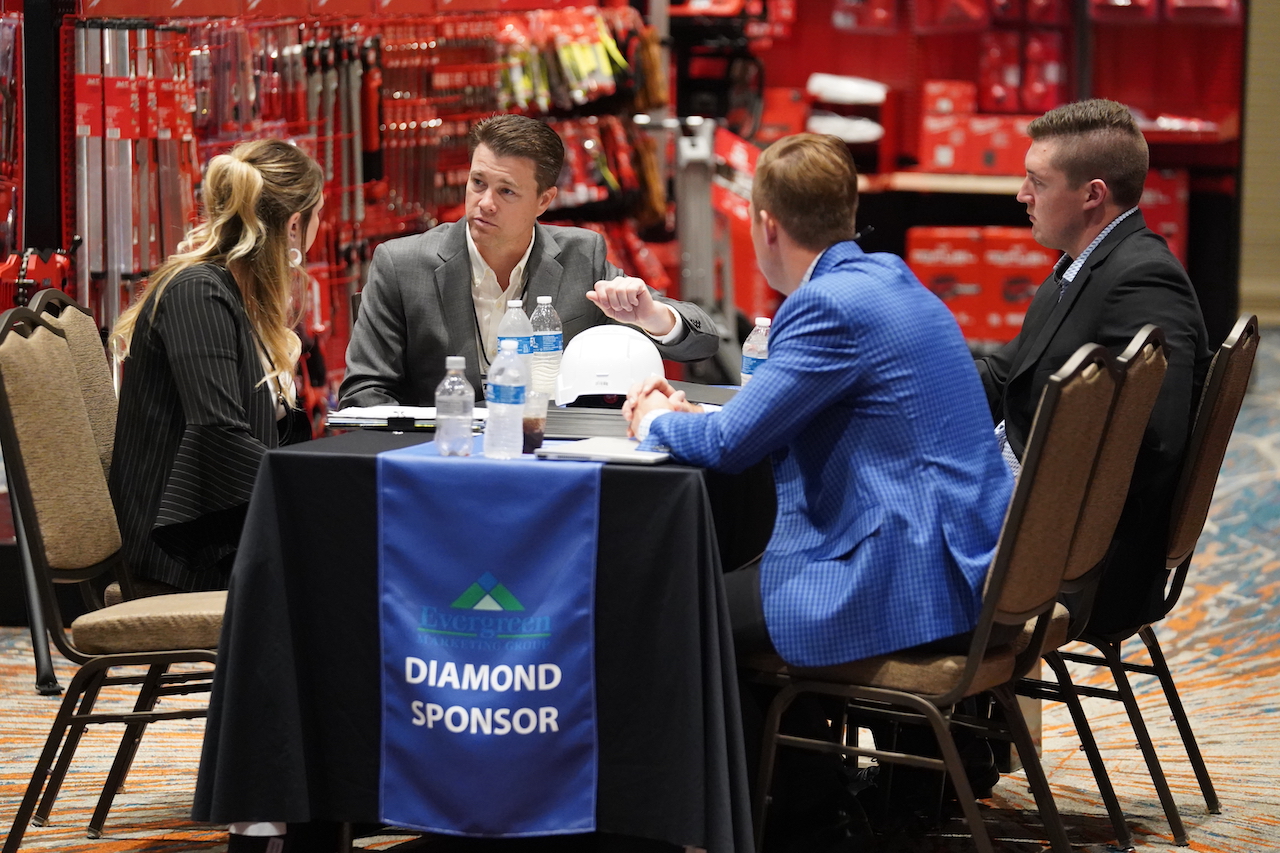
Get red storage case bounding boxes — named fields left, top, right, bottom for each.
left=923, top=79, right=976, bottom=116
left=978, top=30, right=1022, bottom=113
left=1090, top=0, right=1159, bottom=22
left=919, top=113, right=969, bottom=172
left=1141, top=168, right=1190, bottom=266
left=906, top=226, right=987, bottom=340
left=981, top=227, right=1057, bottom=342
left=968, top=114, right=1033, bottom=175
left=1021, top=30, right=1066, bottom=114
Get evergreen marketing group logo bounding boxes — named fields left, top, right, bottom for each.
left=451, top=572, right=524, bottom=611
left=418, top=572, right=552, bottom=650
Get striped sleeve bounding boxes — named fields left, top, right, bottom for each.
left=148, top=272, right=270, bottom=565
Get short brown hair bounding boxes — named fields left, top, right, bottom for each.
left=1027, top=99, right=1149, bottom=208
left=469, top=114, right=565, bottom=194
left=752, top=134, right=858, bottom=252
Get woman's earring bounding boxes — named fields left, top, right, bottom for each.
left=288, top=247, right=304, bottom=267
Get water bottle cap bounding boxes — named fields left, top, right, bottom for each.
left=537, top=295, right=552, bottom=304
left=499, top=339, right=518, bottom=351
left=755, top=317, right=771, bottom=327
left=507, top=299, right=523, bottom=308
left=446, top=356, right=465, bottom=370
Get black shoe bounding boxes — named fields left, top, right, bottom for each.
left=957, top=739, right=1000, bottom=799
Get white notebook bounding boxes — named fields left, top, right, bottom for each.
left=535, top=437, right=670, bottom=465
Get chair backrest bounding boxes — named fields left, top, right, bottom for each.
left=0, top=308, right=123, bottom=583
left=1061, top=325, right=1169, bottom=586
left=980, top=343, right=1118, bottom=640
left=28, top=288, right=117, bottom=479
left=1166, top=314, right=1259, bottom=571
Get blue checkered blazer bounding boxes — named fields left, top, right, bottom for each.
left=649, top=241, right=1014, bottom=667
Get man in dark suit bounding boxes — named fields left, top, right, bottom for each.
left=339, top=114, right=718, bottom=408
left=976, top=99, right=1213, bottom=634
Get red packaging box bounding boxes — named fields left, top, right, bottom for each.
left=968, top=114, right=1033, bottom=175
left=979, top=30, right=1022, bottom=113
left=756, top=88, right=810, bottom=145
left=990, top=0, right=1023, bottom=21
left=1090, top=0, right=1158, bottom=21
left=923, top=80, right=977, bottom=116
left=906, top=227, right=987, bottom=340
left=1027, top=0, right=1070, bottom=23
left=913, top=0, right=990, bottom=32
left=1164, top=0, right=1241, bottom=24
left=919, top=114, right=969, bottom=172
left=1022, top=30, right=1066, bottom=114
left=1141, top=168, right=1189, bottom=266
left=981, top=226, right=1058, bottom=342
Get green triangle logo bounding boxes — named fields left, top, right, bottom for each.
left=451, top=573, right=525, bottom=611
left=450, top=584, right=488, bottom=609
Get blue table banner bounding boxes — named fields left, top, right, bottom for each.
left=377, top=441, right=602, bottom=836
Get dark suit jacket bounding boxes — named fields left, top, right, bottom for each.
left=110, top=264, right=279, bottom=592
left=975, top=212, right=1212, bottom=633
left=339, top=220, right=719, bottom=407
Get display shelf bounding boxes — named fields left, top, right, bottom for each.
left=864, top=171, right=1023, bottom=195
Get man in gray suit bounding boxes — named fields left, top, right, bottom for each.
left=340, top=114, right=719, bottom=407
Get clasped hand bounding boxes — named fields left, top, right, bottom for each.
left=622, top=376, right=702, bottom=438
left=585, top=276, right=676, bottom=337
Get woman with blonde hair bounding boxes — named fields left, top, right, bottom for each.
left=110, top=138, right=324, bottom=595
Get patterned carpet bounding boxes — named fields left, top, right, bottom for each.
left=1, top=332, right=1277, bottom=852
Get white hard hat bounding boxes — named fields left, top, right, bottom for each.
left=555, top=325, right=665, bottom=406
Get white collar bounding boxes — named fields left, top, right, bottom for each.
left=465, top=222, right=537, bottom=292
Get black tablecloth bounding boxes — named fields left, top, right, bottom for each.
left=193, top=431, right=762, bottom=853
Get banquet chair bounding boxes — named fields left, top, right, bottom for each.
left=746, top=342, right=1119, bottom=853
left=1015, top=324, right=1169, bottom=849
left=28, top=288, right=116, bottom=479
left=1050, top=313, right=1258, bottom=845
left=0, top=307, right=224, bottom=852
left=11, top=290, right=119, bottom=694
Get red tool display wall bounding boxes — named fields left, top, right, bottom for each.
left=55, top=4, right=666, bottom=432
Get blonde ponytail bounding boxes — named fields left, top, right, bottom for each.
left=113, top=139, right=324, bottom=408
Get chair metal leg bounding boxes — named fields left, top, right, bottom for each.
left=32, top=668, right=109, bottom=826
left=912, top=698, right=996, bottom=853
left=12, top=501, right=61, bottom=696
left=3, top=664, right=107, bottom=853
left=1045, top=651, right=1133, bottom=850
left=1139, top=626, right=1221, bottom=814
left=752, top=682, right=800, bottom=853
left=991, top=683, right=1072, bottom=853
left=1098, top=639, right=1189, bottom=846
left=88, top=664, right=166, bottom=837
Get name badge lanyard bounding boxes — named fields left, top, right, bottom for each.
left=473, top=269, right=532, bottom=376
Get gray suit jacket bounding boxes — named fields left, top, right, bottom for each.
left=340, top=220, right=719, bottom=407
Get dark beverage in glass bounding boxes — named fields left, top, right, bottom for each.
left=522, top=416, right=546, bottom=453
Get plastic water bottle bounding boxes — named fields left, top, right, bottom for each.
left=434, top=356, right=474, bottom=457
left=496, top=299, right=534, bottom=377
left=530, top=295, right=563, bottom=395
left=484, top=339, right=526, bottom=459
left=741, top=317, right=771, bottom=385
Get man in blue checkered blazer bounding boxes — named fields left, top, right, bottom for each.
left=626, top=134, right=1014, bottom=669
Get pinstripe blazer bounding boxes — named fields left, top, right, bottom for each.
left=339, top=220, right=720, bottom=408
left=649, top=242, right=1015, bottom=667
left=109, top=264, right=278, bottom=592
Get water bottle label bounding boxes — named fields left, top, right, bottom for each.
left=532, top=332, right=563, bottom=353
left=497, top=335, right=533, bottom=355
left=485, top=383, right=526, bottom=406
left=742, top=355, right=766, bottom=375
